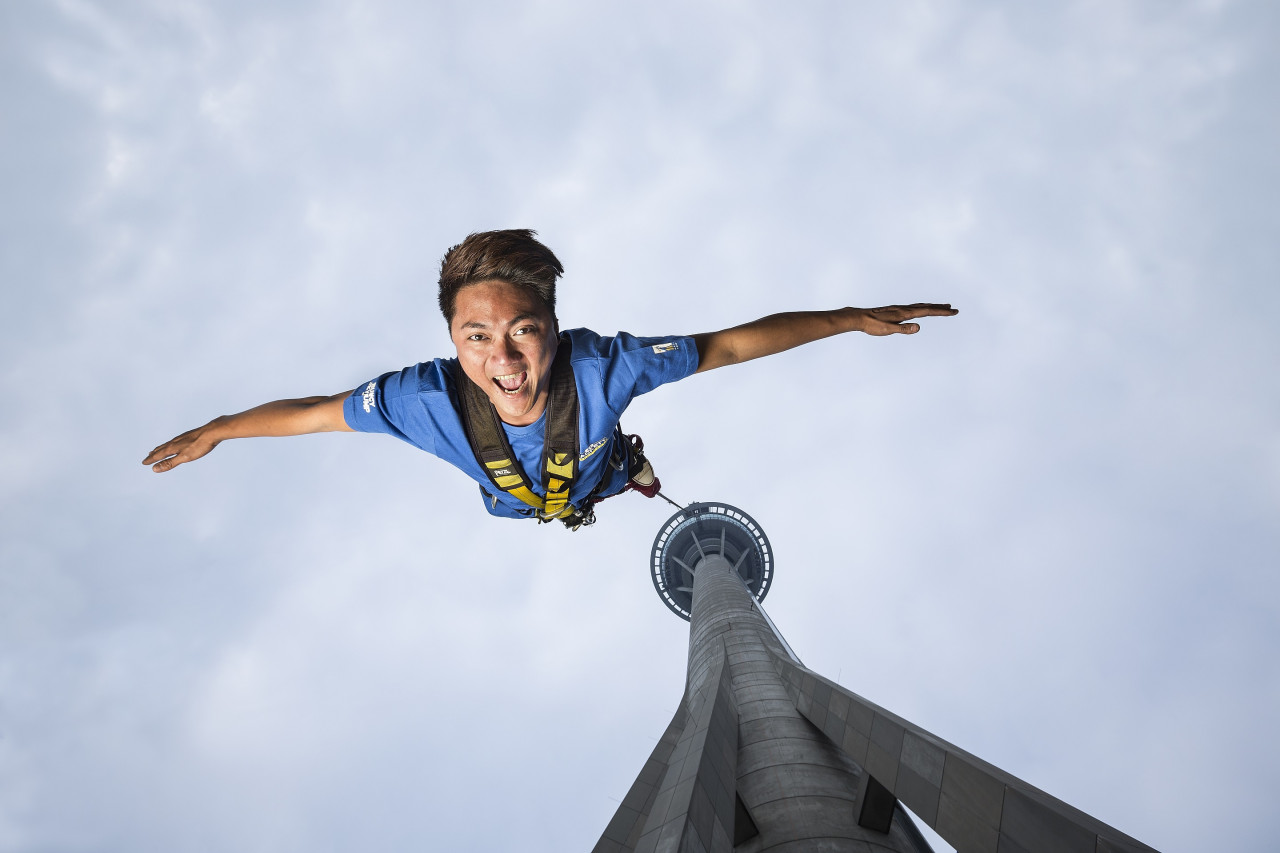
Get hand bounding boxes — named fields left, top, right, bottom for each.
left=143, top=420, right=224, bottom=473
left=855, top=303, right=958, bottom=335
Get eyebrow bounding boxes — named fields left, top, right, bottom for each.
left=459, top=312, right=541, bottom=331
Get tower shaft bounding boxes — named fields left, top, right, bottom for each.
left=685, top=553, right=930, bottom=852
left=597, top=552, right=930, bottom=853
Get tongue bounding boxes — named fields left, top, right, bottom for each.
left=497, top=372, right=525, bottom=392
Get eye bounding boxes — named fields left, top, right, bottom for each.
left=467, top=333, right=486, bottom=342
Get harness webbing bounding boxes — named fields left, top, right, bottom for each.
left=452, top=335, right=580, bottom=522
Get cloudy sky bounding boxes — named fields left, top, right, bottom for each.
left=2, top=1, right=1278, bottom=850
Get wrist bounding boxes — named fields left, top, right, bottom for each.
left=839, top=307, right=869, bottom=333
left=206, top=414, right=236, bottom=441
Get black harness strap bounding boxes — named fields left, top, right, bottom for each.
left=452, top=334, right=580, bottom=522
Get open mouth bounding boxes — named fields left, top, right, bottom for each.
left=492, top=371, right=527, bottom=395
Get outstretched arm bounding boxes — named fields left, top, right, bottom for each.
left=143, top=392, right=354, bottom=473
left=691, top=303, right=957, bottom=374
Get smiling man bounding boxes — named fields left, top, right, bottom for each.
left=145, top=229, right=957, bottom=528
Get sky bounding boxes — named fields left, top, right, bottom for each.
left=2, top=1, right=1278, bottom=851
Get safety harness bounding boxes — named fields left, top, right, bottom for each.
left=451, top=335, right=585, bottom=525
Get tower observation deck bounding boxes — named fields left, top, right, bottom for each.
left=594, top=503, right=1160, bottom=853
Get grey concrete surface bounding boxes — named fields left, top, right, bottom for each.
left=773, top=652, right=1161, bottom=853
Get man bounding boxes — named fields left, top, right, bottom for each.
left=145, top=230, right=956, bottom=527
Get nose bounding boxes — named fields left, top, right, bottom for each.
left=493, top=335, right=521, bottom=364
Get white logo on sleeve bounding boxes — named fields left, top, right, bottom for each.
left=362, top=381, right=377, bottom=413
left=652, top=342, right=678, bottom=354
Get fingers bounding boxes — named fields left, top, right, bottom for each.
left=870, top=303, right=958, bottom=320
left=150, top=455, right=180, bottom=473
left=148, top=446, right=207, bottom=473
left=863, top=320, right=919, bottom=336
left=861, top=303, right=957, bottom=335
left=144, top=443, right=186, bottom=472
left=142, top=430, right=214, bottom=472
left=912, top=303, right=958, bottom=318
left=142, top=438, right=182, bottom=467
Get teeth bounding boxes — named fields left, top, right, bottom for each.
left=493, top=371, right=526, bottom=394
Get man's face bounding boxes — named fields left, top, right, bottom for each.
left=449, top=279, right=559, bottom=427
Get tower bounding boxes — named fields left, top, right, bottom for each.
left=593, top=503, right=1159, bottom=853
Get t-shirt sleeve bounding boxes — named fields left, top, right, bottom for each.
left=343, top=363, right=439, bottom=455
left=577, top=330, right=700, bottom=414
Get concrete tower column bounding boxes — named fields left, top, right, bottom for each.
left=685, top=552, right=928, bottom=852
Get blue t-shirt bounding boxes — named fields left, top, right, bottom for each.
left=344, top=328, right=699, bottom=519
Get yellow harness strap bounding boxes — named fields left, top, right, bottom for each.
left=453, top=335, right=580, bottom=521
